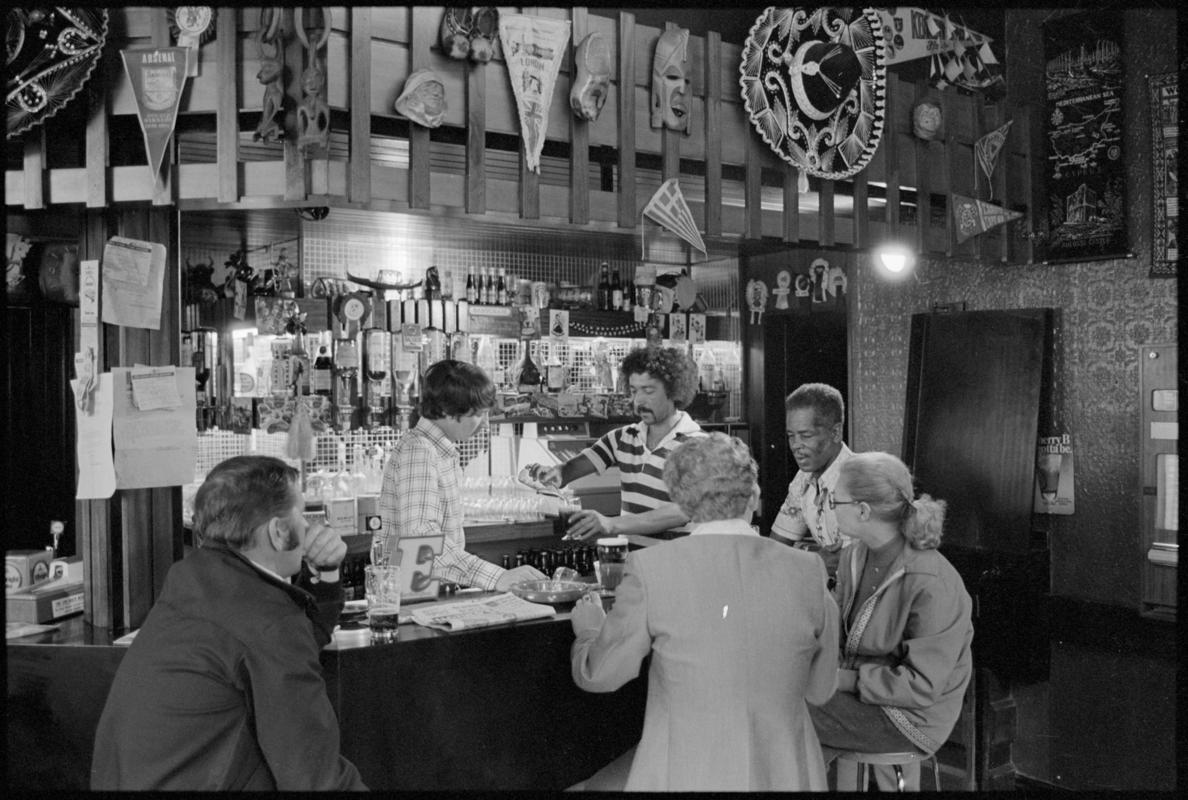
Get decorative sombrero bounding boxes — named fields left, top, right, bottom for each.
left=7, top=7, right=108, bottom=139
left=739, top=7, right=887, bottom=181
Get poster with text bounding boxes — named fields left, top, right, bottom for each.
left=1034, top=433, right=1075, bottom=515
left=1041, top=10, right=1128, bottom=262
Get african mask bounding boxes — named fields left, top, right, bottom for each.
left=570, top=32, right=611, bottom=122
left=650, top=27, right=689, bottom=132
left=395, top=69, right=447, bottom=128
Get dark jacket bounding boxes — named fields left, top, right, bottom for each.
left=91, top=544, right=366, bottom=790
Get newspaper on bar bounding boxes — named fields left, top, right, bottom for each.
left=410, top=592, right=555, bottom=631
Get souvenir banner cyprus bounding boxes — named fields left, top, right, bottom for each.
left=498, top=14, right=570, bottom=174
left=121, top=48, right=189, bottom=182
left=951, top=194, right=1023, bottom=244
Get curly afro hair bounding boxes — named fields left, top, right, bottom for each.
left=619, top=346, right=698, bottom=408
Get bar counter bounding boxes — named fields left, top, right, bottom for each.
left=6, top=595, right=647, bottom=791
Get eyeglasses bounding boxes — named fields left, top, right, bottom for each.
left=827, top=495, right=861, bottom=510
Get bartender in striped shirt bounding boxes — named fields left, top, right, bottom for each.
left=533, top=346, right=706, bottom=541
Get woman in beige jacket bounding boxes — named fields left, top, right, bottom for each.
left=570, top=433, right=839, bottom=791
left=809, top=451, right=974, bottom=787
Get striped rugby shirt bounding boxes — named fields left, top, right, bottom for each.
left=579, top=410, right=706, bottom=524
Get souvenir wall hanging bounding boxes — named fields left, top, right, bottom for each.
left=121, top=47, right=189, bottom=183
left=740, top=7, right=887, bottom=182
left=974, top=119, right=1013, bottom=194
left=570, top=31, right=611, bottom=122
left=252, top=7, right=285, bottom=142
left=294, top=7, right=331, bottom=156
left=439, top=7, right=500, bottom=63
left=1148, top=72, right=1177, bottom=277
left=395, top=69, right=447, bottom=128
left=911, top=100, right=942, bottom=140
left=952, top=194, right=1023, bottom=244
left=877, top=8, right=1004, bottom=97
left=7, top=7, right=108, bottom=139
left=170, top=6, right=216, bottom=77
left=641, top=179, right=706, bottom=257
left=499, top=13, right=570, bottom=174
left=650, top=27, right=690, bottom=133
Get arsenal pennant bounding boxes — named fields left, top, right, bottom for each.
left=952, top=194, right=1023, bottom=243
left=122, top=48, right=189, bottom=184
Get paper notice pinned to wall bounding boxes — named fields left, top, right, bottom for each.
left=130, top=366, right=182, bottom=410
left=1034, top=433, right=1075, bottom=515
left=112, top=366, right=196, bottom=489
left=72, top=372, right=116, bottom=499
left=101, top=237, right=167, bottom=330
left=499, top=13, right=570, bottom=173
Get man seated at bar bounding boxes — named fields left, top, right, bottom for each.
left=809, top=452, right=973, bottom=791
left=91, top=455, right=367, bottom=791
left=530, top=345, right=705, bottom=541
left=769, top=382, right=854, bottom=580
left=378, top=359, right=545, bottom=589
left=569, top=433, right=839, bottom=791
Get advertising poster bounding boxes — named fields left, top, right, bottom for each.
left=1034, top=433, right=1075, bottom=515
left=1041, top=10, right=1128, bottom=262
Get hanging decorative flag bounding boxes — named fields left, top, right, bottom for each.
left=877, top=8, right=1003, bottom=96
left=642, top=179, right=706, bottom=257
left=952, top=194, right=1023, bottom=243
left=498, top=13, right=570, bottom=174
left=740, top=7, right=887, bottom=182
left=121, top=48, right=189, bottom=184
left=975, top=119, right=1014, bottom=191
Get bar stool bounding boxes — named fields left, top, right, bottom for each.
left=835, top=750, right=941, bottom=792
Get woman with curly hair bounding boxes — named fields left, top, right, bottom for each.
left=809, top=451, right=973, bottom=790
left=529, top=345, right=705, bottom=541
left=569, top=434, right=839, bottom=790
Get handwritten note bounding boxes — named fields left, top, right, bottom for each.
left=101, top=237, right=166, bottom=330
left=130, top=366, right=182, bottom=410
left=73, top=372, right=116, bottom=499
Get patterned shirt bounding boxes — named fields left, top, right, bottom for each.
left=579, top=410, right=706, bottom=525
left=378, top=417, right=503, bottom=591
left=770, top=443, right=854, bottom=550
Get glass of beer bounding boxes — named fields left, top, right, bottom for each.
left=595, top=536, right=629, bottom=592
left=364, top=565, right=401, bottom=643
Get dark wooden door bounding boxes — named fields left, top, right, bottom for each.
left=749, top=312, right=848, bottom=533
left=902, top=309, right=1052, bottom=553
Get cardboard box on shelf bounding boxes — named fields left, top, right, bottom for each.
left=6, top=580, right=85, bottom=623
left=5, top=549, right=53, bottom=592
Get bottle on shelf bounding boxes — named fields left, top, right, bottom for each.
left=496, top=269, right=508, bottom=306
left=610, top=265, right=623, bottom=311
left=696, top=345, right=718, bottom=392
left=483, top=267, right=496, bottom=306
left=515, top=340, right=541, bottom=394
left=466, top=270, right=478, bottom=303
left=596, top=262, right=612, bottom=311
left=545, top=341, right=566, bottom=393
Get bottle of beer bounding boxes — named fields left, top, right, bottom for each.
left=596, top=262, right=611, bottom=311
left=312, top=345, right=334, bottom=396
left=483, top=267, right=496, bottom=305
left=496, top=269, right=508, bottom=305
left=610, top=265, right=623, bottom=311
left=466, top=271, right=477, bottom=303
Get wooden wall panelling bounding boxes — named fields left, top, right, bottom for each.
left=913, top=81, right=934, bottom=254
left=86, top=48, right=110, bottom=208
left=941, top=89, right=960, bottom=257
left=744, top=125, right=762, bottom=239
left=819, top=179, right=836, bottom=246
left=408, top=6, right=433, bottom=209
left=702, top=30, right=722, bottom=237
left=216, top=7, right=240, bottom=203
left=988, top=100, right=1009, bottom=263
left=568, top=8, right=590, bottom=225
left=350, top=7, right=373, bottom=204
left=1018, top=103, right=1040, bottom=264
left=882, top=74, right=902, bottom=239
left=617, top=12, right=637, bottom=228
left=516, top=6, right=542, bottom=220
left=660, top=23, right=681, bottom=182
left=149, top=8, right=174, bottom=206
left=22, top=131, right=45, bottom=210
left=783, top=165, right=801, bottom=243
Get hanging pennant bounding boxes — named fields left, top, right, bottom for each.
left=975, top=119, right=1014, bottom=192
left=642, top=179, right=706, bottom=257
left=952, top=194, right=1023, bottom=243
left=498, top=13, right=570, bottom=174
left=877, top=8, right=1003, bottom=96
left=121, top=48, right=190, bottom=184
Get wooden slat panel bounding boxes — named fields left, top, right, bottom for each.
left=941, top=89, right=959, bottom=257
left=348, top=7, right=373, bottom=203
left=408, top=6, right=432, bottom=209
left=991, top=100, right=1011, bottom=263
left=86, top=50, right=110, bottom=208
left=853, top=169, right=869, bottom=248
left=913, top=82, right=933, bottom=254
left=744, top=128, right=762, bottom=239
left=23, top=132, right=45, bottom=210
left=783, top=166, right=800, bottom=242
left=568, top=8, right=590, bottom=225
left=702, top=30, right=722, bottom=236
left=466, top=28, right=487, bottom=214
left=216, top=7, right=239, bottom=203
left=617, top=12, right=637, bottom=228
left=819, top=180, right=836, bottom=246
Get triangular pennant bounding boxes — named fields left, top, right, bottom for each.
left=642, top=179, right=707, bottom=255
left=952, top=194, right=1023, bottom=243
left=498, top=13, right=570, bottom=174
left=121, top=48, right=189, bottom=183
left=975, top=119, right=1014, bottom=186
left=879, top=8, right=991, bottom=66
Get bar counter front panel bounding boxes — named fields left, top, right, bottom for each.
left=7, top=603, right=647, bottom=791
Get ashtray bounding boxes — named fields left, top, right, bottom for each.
left=509, top=579, right=598, bottom=605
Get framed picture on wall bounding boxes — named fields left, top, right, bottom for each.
left=1041, top=10, right=1129, bottom=263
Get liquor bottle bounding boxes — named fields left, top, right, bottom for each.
left=610, top=265, right=623, bottom=311
left=474, top=270, right=484, bottom=305
left=484, top=267, right=496, bottom=305
left=312, top=345, right=334, bottom=396
left=466, top=271, right=477, bottom=303
left=545, top=341, right=566, bottom=393
left=515, top=340, right=541, bottom=393
left=496, top=269, right=508, bottom=305
left=596, top=262, right=611, bottom=311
